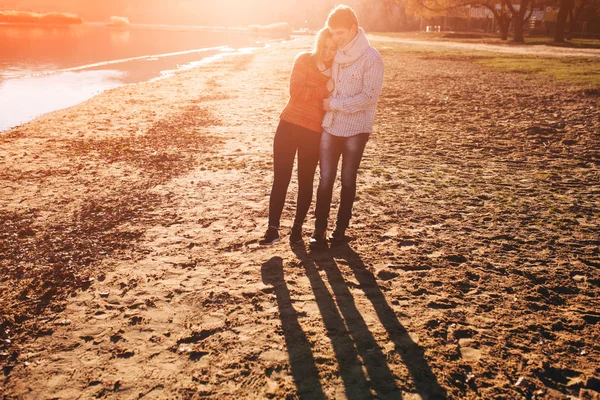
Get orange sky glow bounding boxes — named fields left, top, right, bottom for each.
left=0, top=0, right=348, bottom=28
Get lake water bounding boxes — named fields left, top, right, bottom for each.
left=0, top=24, right=264, bottom=132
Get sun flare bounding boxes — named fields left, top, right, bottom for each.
left=0, top=0, right=332, bottom=27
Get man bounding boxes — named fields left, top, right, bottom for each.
left=310, top=4, right=384, bottom=248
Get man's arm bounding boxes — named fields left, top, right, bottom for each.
left=328, top=55, right=384, bottom=114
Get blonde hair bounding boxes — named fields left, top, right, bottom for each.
left=311, top=27, right=334, bottom=65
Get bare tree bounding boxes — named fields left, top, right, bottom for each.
left=382, top=0, right=408, bottom=30
left=503, top=0, right=535, bottom=42
left=406, top=0, right=517, bottom=40
left=479, top=2, right=513, bottom=40
left=565, top=0, right=600, bottom=39
left=554, top=0, right=575, bottom=41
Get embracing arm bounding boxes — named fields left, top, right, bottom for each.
left=289, top=55, right=331, bottom=101
left=329, top=55, right=384, bottom=114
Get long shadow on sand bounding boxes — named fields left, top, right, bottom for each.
left=292, top=245, right=403, bottom=399
left=261, top=256, right=327, bottom=399
left=294, top=243, right=448, bottom=400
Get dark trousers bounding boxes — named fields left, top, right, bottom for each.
left=314, top=131, right=370, bottom=235
left=268, top=120, right=322, bottom=229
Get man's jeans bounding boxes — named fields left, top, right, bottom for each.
left=314, top=131, right=370, bottom=236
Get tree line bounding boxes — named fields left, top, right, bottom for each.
left=341, top=0, right=600, bottom=42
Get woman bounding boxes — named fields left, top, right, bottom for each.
left=260, top=28, right=337, bottom=245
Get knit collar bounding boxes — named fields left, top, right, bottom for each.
left=334, top=27, right=370, bottom=65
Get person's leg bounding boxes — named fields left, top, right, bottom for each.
left=267, top=121, right=298, bottom=230
left=292, top=128, right=322, bottom=238
left=313, top=131, right=342, bottom=240
left=334, top=132, right=370, bottom=236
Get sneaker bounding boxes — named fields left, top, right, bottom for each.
left=290, top=227, right=303, bottom=244
left=328, top=229, right=346, bottom=246
left=309, top=234, right=328, bottom=250
left=259, top=227, right=280, bottom=245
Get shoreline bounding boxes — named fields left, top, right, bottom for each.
left=0, top=39, right=280, bottom=133
left=0, top=17, right=299, bottom=132
left=0, top=21, right=291, bottom=34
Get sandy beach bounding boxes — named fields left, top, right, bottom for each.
left=1, top=35, right=599, bottom=399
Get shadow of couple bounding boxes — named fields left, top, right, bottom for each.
left=260, top=243, right=447, bottom=400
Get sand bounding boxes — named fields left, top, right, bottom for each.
left=1, top=35, right=599, bottom=399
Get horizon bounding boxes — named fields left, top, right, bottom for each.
left=0, top=0, right=350, bottom=28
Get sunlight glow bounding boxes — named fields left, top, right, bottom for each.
left=0, top=0, right=311, bottom=27
left=0, top=70, right=124, bottom=131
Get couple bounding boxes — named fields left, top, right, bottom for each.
left=260, top=5, right=384, bottom=248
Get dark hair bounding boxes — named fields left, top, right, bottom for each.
left=326, top=5, right=358, bottom=30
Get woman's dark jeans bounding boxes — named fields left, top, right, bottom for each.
left=314, top=131, right=370, bottom=236
left=268, top=120, right=322, bottom=230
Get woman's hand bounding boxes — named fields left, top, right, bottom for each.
left=323, top=98, right=332, bottom=111
left=327, top=79, right=335, bottom=93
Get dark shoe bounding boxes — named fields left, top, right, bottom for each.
left=259, top=227, right=280, bottom=245
left=328, top=229, right=346, bottom=246
left=309, top=234, right=328, bottom=250
left=290, top=227, right=303, bottom=244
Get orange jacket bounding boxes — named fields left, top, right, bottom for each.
left=280, top=53, right=331, bottom=133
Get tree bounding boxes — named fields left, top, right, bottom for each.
left=503, top=0, right=535, bottom=42
left=554, top=0, right=575, bottom=41
left=566, top=0, right=600, bottom=39
left=405, top=0, right=516, bottom=40
left=381, top=0, right=409, bottom=30
left=479, top=2, right=512, bottom=40
left=356, top=0, right=418, bottom=31
left=404, top=0, right=544, bottom=41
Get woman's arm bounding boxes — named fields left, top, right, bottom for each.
left=289, top=55, right=330, bottom=101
